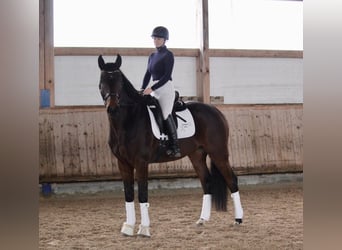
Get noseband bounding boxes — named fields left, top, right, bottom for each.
left=103, top=92, right=119, bottom=102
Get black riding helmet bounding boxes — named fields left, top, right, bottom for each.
left=151, top=26, right=169, bottom=40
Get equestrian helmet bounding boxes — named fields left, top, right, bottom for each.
left=151, top=26, right=169, bottom=40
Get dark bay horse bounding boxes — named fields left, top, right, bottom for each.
left=98, top=54, right=243, bottom=237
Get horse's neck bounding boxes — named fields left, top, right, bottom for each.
left=108, top=104, right=146, bottom=149
left=108, top=102, right=144, bottom=129
left=108, top=71, right=146, bottom=134
left=108, top=108, right=129, bottom=127
left=121, top=73, right=143, bottom=102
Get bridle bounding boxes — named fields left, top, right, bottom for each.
left=100, top=69, right=140, bottom=114
left=101, top=69, right=122, bottom=109
left=103, top=92, right=120, bottom=103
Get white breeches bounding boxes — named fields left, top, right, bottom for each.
left=151, top=81, right=175, bottom=120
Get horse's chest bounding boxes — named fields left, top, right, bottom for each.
left=110, top=133, right=135, bottom=160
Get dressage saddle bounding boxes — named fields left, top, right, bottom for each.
left=143, top=91, right=186, bottom=136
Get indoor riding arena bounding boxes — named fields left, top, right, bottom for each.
left=39, top=1, right=303, bottom=249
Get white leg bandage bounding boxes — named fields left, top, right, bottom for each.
left=140, top=203, right=150, bottom=227
left=200, top=194, right=212, bottom=221
left=231, top=191, right=243, bottom=219
left=125, top=201, right=136, bottom=226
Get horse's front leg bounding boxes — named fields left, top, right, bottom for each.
left=118, top=160, right=136, bottom=236
left=136, top=162, right=151, bottom=237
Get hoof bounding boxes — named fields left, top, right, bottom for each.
left=121, top=222, right=135, bottom=236
left=137, top=224, right=151, bottom=237
left=196, top=218, right=207, bottom=226
left=234, top=218, right=243, bottom=225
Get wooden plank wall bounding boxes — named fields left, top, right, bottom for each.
left=39, top=104, right=303, bottom=183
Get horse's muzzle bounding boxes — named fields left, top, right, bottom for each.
left=104, top=92, right=120, bottom=107
left=104, top=95, right=119, bottom=113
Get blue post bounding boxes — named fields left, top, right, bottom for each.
left=41, top=183, right=52, bottom=196
left=40, top=89, right=50, bottom=108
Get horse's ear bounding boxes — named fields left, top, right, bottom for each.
left=115, top=54, right=122, bottom=68
left=98, top=55, right=105, bottom=70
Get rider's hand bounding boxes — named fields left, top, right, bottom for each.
left=143, top=87, right=153, bottom=95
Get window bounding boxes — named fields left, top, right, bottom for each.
left=54, top=0, right=198, bottom=48
left=54, top=0, right=302, bottom=50
left=54, top=0, right=303, bottom=50
left=209, top=0, right=303, bottom=50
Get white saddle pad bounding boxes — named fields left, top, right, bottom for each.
left=147, top=106, right=195, bottom=140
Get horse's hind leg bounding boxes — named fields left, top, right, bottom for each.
left=228, top=168, right=243, bottom=224
left=188, top=149, right=212, bottom=225
left=210, top=152, right=244, bottom=224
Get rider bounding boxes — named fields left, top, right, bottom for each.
left=141, top=26, right=181, bottom=158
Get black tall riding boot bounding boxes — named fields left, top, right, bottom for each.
left=164, top=115, right=181, bottom=157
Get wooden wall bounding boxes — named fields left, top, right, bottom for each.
left=39, top=104, right=303, bottom=183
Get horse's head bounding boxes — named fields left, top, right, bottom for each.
left=98, top=54, right=123, bottom=113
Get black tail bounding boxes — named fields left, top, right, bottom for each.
left=210, top=161, right=228, bottom=211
